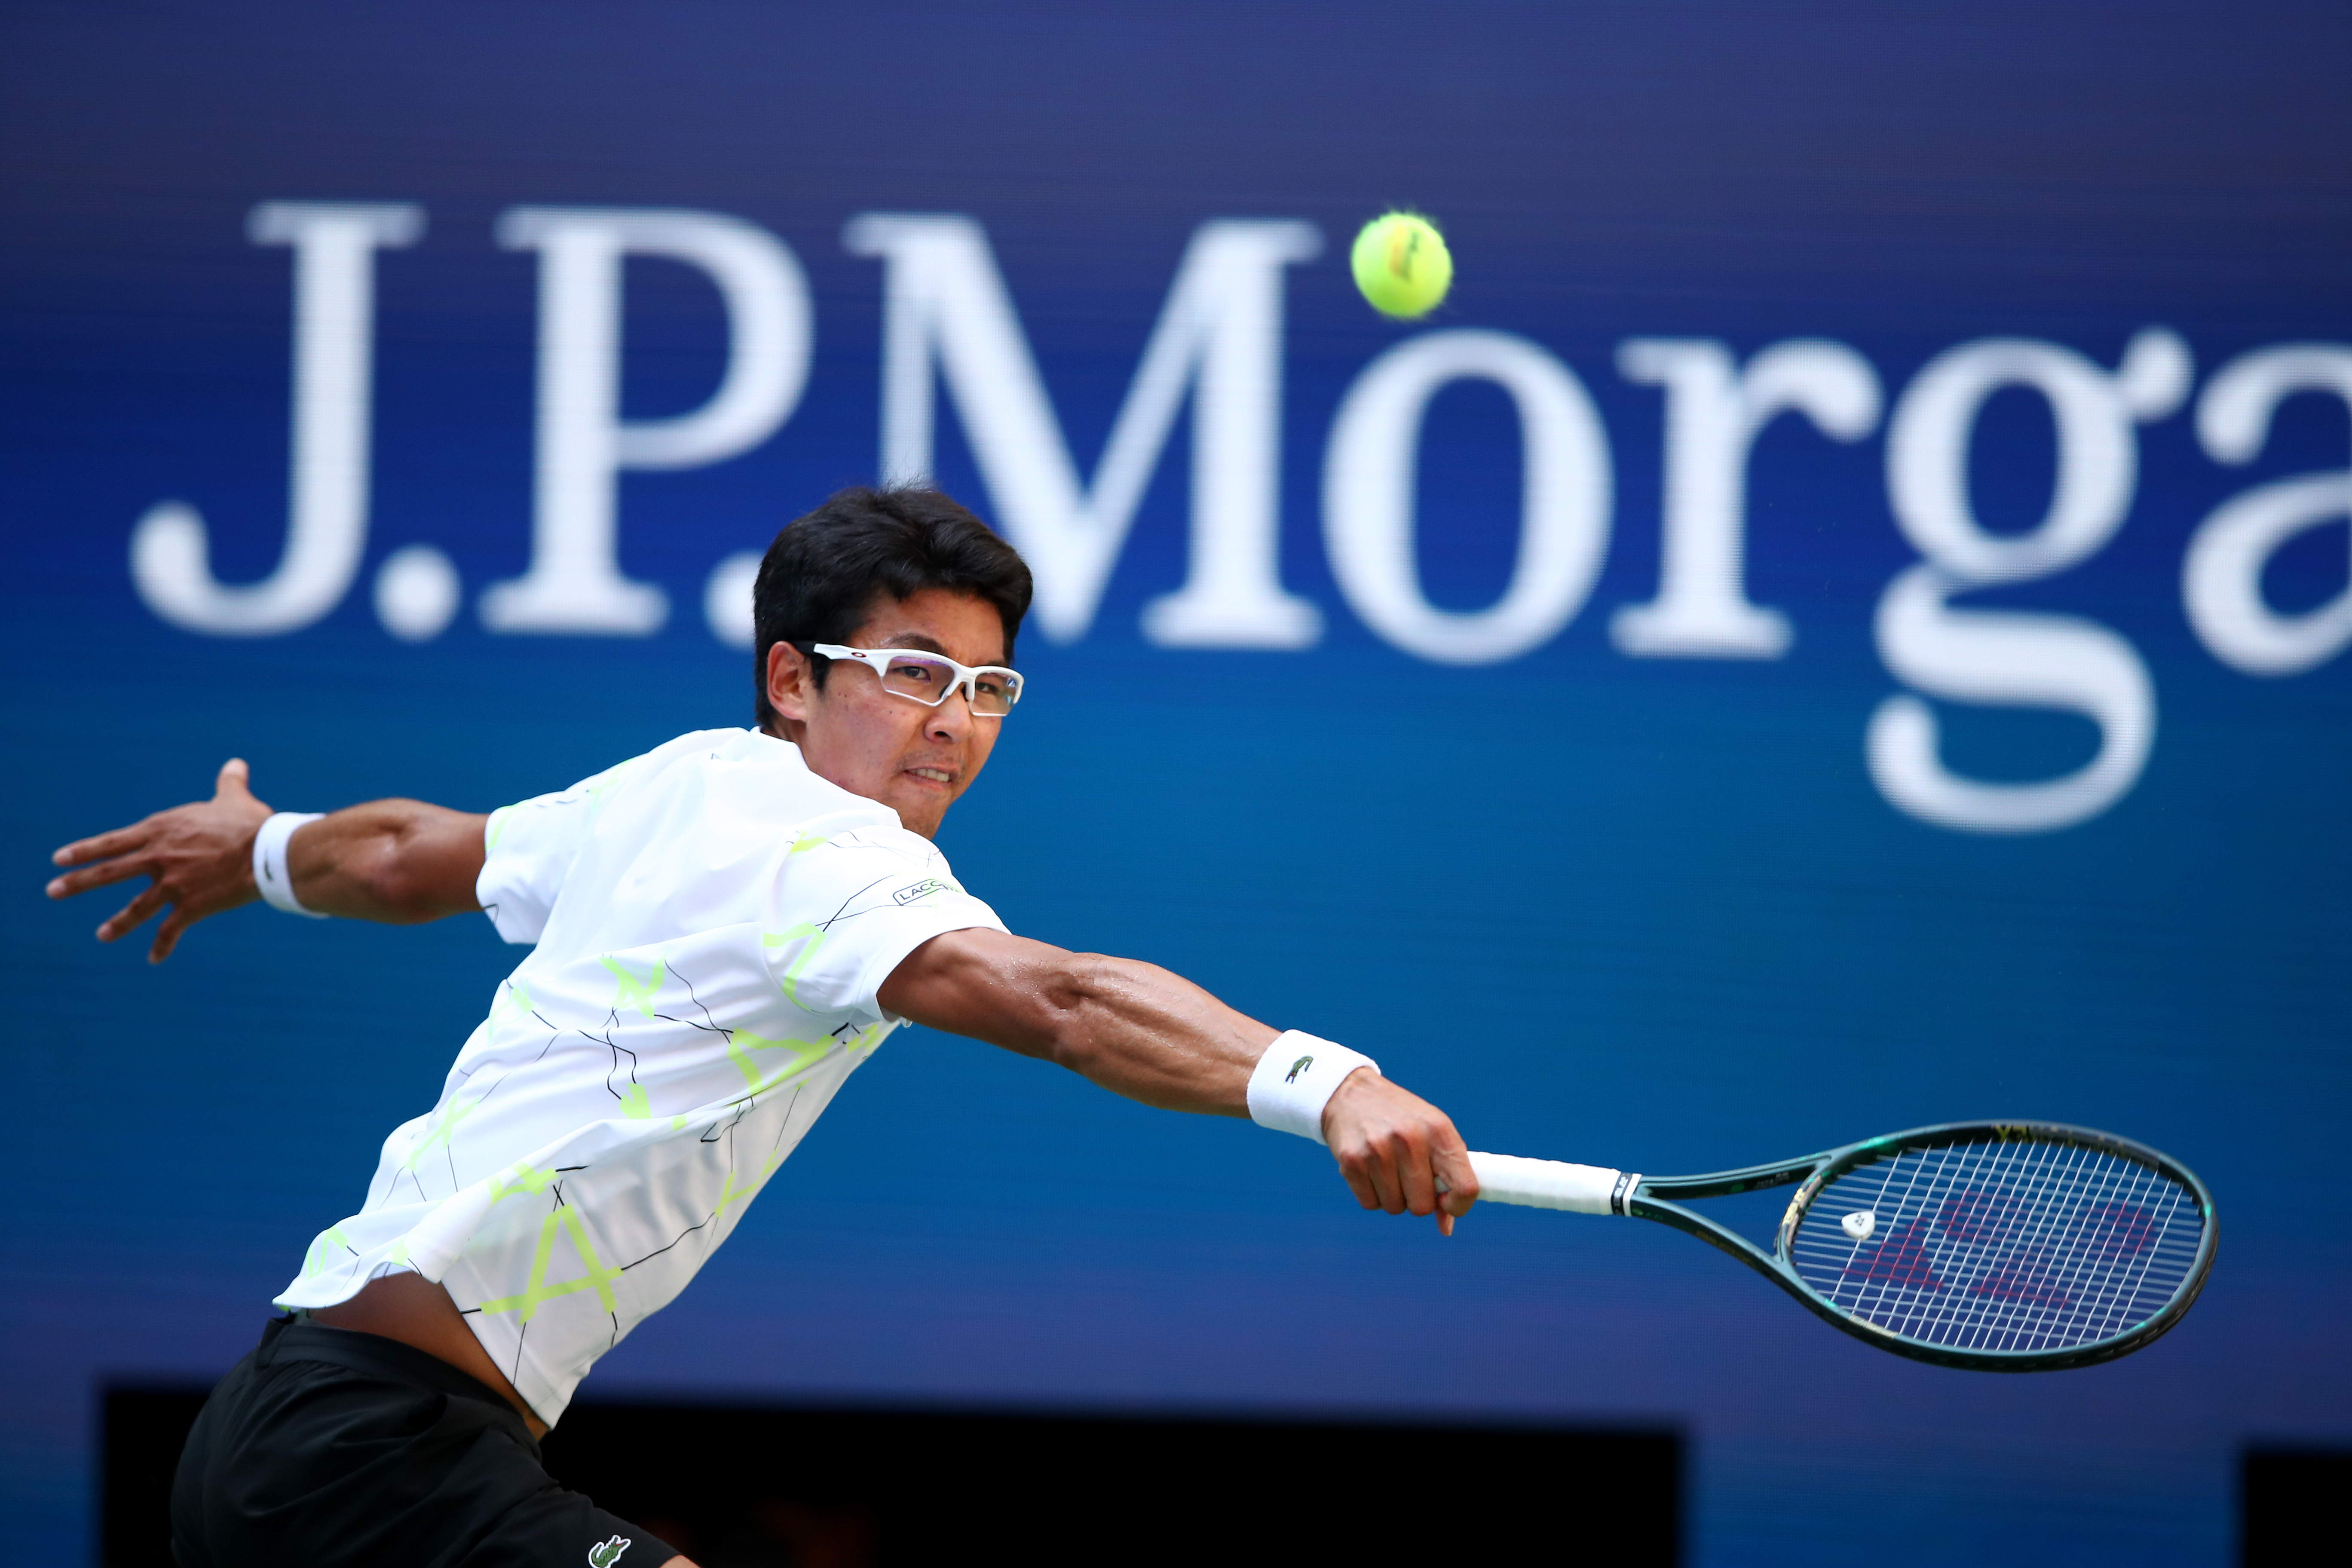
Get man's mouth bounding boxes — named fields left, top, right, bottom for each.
left=907, top=767, right=953, bottom=785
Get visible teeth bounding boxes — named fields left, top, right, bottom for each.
left=912, top=768, right=950, bottom=782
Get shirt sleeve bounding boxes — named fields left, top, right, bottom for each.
left=473, top=756, right=638, bottom=945
left=758, top=824, right=1007, bottom=1022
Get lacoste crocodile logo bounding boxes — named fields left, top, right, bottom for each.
left=588, top=1535, right=632, bottom=1567
left=1285, top=1054, right=1314, bottom=1083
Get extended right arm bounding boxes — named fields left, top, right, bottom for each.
left=46, top=757, right=484, bottom=962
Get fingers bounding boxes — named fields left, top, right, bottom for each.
left=1338, top=1144, right=1403, bottom=1213
left=51, top=823, right=149, bottom=869
left=1396, top=1130, right=1442, bottom=1218
left=1325, top=1073, right=1473, bottom=1234
left=1364, top=1143, right=1409, bottom=1215
left=150, top=907, right=194, bottom=964
left=1432, top=1141, right=1480, bottom=1218
left=97, top=883, right=168, bottom=943
left=1339, top=1124, right=1426, bottom=1216
left=46, top=856, right=148, bottom=900
left=55, top=757, right=256, bottom=871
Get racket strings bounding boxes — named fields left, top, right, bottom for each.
left=1787, top=1139, right=2202, bottom=1354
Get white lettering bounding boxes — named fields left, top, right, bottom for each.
left=2184, top=345, right=2352, bottom=676
left=485, top=208, right=811, bottom=636
left=1869, top=570, right=2158, bottom=833
left=1613, top=338, right=1880, bottom=658
left=1323, top=330, right=1612, bottom=665
left=842, top=214, right=1323, bottom=646
left=374, top=543, right=461, bottom=643
left=131, top=202, right=423, bottom=636
left=704, top=550, right=761, bottom=650
left=1870, top=329, right=2190, bottom=832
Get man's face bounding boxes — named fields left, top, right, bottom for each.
left=763, top=587, right=1008, bottom=838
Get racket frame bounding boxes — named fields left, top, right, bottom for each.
left=1626, top=1120, right=2217, bottom=1371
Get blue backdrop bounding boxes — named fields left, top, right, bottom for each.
left=4, top=3, right=2347, bottom=1563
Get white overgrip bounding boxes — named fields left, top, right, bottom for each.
left=1467, top=1152, right=1637, bottom=1215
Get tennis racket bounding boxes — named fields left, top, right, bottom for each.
left=1461, top=1121, right=2215, bottom=1370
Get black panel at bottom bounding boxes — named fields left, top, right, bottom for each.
left=2241, top=1445, right=2351, bottom=1568
left=102, top=1383, right=1681, bottom=1568
left=101, top=1385, right=211, bottom=1568
left=543, top=1403, right=1681, bottom=1568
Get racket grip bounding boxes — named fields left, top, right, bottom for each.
left=1465, top=1152, right=1635, bottom=1215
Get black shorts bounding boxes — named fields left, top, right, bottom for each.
left=172, top=1315, right=675, bottom=1568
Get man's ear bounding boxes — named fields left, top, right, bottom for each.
left=766, top=641, right=815, bottom=726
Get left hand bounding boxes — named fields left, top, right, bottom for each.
left=46, top=756, right=273, bottom=962
left=1321, top=1069, right=1479, bottom=1235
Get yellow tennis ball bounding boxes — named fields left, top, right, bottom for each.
left=1351, top=211, right=1452, bottom=320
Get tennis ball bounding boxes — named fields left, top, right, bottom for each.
left=1351, top=211, right=1452, bottom=320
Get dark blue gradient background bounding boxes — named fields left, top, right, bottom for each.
left=3, top=4, right=2347, bottom=1562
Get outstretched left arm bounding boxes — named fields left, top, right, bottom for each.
left=878, top=926, right=1481, bottom=1231
left=47, top=757, right=484, bottom=961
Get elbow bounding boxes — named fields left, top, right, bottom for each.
left=357, top=836, right=448, bottom=923
left=370, top=869, right=440, bottom=923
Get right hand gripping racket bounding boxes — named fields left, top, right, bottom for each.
left=1464, top=1121, right=2215, bottom=1370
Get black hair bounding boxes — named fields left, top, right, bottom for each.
left=751, top=485, right=1033, bottom=729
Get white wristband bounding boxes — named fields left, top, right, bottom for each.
left=1246, top=1030, right=1379, bottom=1143
left=252, top=812, right=328, bottom=918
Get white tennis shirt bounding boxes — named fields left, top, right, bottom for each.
left=275, top=727, right=1005, bottom=1423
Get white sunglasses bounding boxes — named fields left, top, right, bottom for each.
left=811, top=643, right=1026, bottom=717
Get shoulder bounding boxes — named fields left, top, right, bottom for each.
left=703, top=732, right=908, bottom=828
left=590, top=729, right=773, bottom=812
left=644, top=727, right=760, bottom=776
left=770, top=821, right=974, bottom=916
left=782, top=821, right=949, bottom=879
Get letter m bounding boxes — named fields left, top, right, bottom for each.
left=843, top=215, right=1323, bottom=647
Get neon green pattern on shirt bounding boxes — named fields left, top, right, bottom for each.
left=601, top=955, right=666, bottom=1019
left=488, top=1161, right=555, bottom=1206
left=724, top=1027, right=830, bottom=1098
left=300, top=1225, right=354, bottom=1279
left=403, top=1091, right=485, bottom=1172
left=760, top=923, right=826, bottom=1008
left=711, top=1150, right=786, bottom=1222
left=474, top=1206, right=624, bottom=1323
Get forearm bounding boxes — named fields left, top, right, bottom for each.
left=1038, top=953, right=1277, bottom=1115
left=880, top=931, right=1274, bottom=1115
left=287, top=801, right=487, bottom=923
left=880, top=927, right=1480, bottom=1228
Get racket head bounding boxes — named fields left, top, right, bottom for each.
left=1772, top=1122, right=2216, bottom=1371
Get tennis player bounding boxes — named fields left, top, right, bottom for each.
left=49, top=486, right=1479, bottom=1568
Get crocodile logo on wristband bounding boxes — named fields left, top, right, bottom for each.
left=1285, top=1054, right=1314, bottom=1083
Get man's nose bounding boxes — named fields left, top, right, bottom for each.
left=925, top=689, right=974, bottom=740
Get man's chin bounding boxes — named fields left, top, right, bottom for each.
left=882, top=788, right=949, bottom=836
